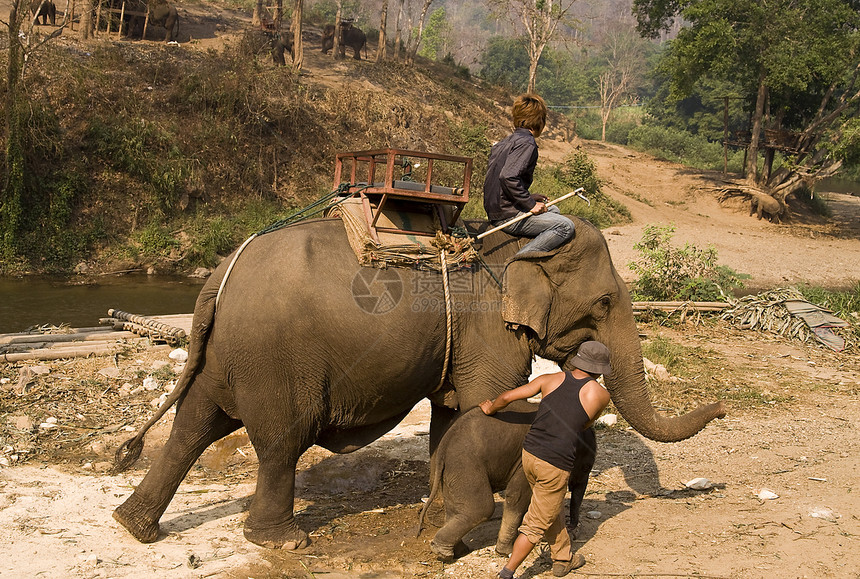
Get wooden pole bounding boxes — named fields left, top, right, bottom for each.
left=476, top=188, right=584, bottom=240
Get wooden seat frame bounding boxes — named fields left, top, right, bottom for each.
left=333, top=148, right=472, bottom=242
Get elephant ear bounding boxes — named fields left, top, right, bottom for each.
left=502, top=259, right=552, bottom=340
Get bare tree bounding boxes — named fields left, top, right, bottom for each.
left=2, top=0, right=63, bottom=256
left=393, top=0, right=405, bottom=60
left=331, top=0, right=342, bottom=59
left=488, top=0, right=580, bottom=93
left=291, top=0, right=303, bottom=69
left=596, top=24, right=642, bottom=141
left=252, top=0, right=263, bottom=28
left=376, top=0, right=389, bottom=62
left=405, top=0, right=432, bottom=65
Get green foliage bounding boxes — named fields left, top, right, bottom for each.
left=795, top=282, right=860, bottom=320
left=640, top=335, right=686, bottom=372
left=133, top=222, right=181, bottom=259
left=627, top=124, right=744, bottom=171
left=419, top=8, right=451, bottom=61
left=305, top=0, right=366, bottom=27
left=629, top=224, right=746, bottom=301
left=535, top=150, right=631, bottom=228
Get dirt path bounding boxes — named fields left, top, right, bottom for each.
left=548, top=140, right=860, bottom=290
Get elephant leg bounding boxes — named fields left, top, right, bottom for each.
left=113, top=383, right=242, bottom=543
left=496, top=467, right=531, bottom=557
left=567, top=428, right=597, bottom=538
left=353, top=46, right=361, bottom=60
left=430, top=479, right=495, bottom=562
left=242, top=425, right=314, bottom=549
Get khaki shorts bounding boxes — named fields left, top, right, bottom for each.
left=519, top=450, right=572, bottom=561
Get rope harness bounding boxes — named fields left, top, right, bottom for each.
left=213, top=187, right=499, bottom=388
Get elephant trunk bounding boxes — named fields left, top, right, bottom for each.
left=605, top=346, right=726, bottom=442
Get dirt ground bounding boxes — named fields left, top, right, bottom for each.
left=3, top=5, right=860, bottom=579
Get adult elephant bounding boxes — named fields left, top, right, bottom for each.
left=123, top=0, right=179, bottom=42
left=321, top=22, right=367, bottom=60
left=30, top=0, right=56, bottom=25
left=112, top=215, right=726, bottom=549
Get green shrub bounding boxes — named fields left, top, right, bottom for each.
left=627, top=124, right=744, bottom=172
left=629, top=224, right=746, bottom=301
left=546, top=150, right=631, bottom=228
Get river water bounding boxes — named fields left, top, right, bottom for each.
left=0, top=276, right=204, bottom=334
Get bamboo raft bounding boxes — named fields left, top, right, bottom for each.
left=0, top=312, right=194, bottom=363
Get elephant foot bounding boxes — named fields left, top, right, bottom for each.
left=113, top=498, right=160, bottom=543
left=430, top=539, right=470, bottom=563
left=243, top=524, right=310, bottom=550
left=495, top=540, right=514, bottom=558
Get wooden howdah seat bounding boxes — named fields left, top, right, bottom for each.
left=333, top=149, right=472, bottom=242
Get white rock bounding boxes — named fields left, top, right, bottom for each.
left=642, top=357, right=656, bottom=373
left=756, top=488, right=779, bottom=500
left=809, top=507, right=839, bottom=522
left=45, top=416, right=58, bottom=424
left=586, top=510, right=602, bottom=519
left=30, top=365, right=51, bottom=375
left=164, top=381, right=176, bottom=394
left=142, top=376, right=159, bottom=391
left=654, top=364, right=671, bottom=381
left=0, top=457, right=9, bottom=467
left=122, top=425, right=135, bottom=432
left=98, top=367, right=120, bottom=379
left=169, top=348, right=188, bottom=362
left=684, top=477, right=713, bottom=490
left=595, top=414, right=618, bottom=427
left=0, top=377, right=9, bottom=384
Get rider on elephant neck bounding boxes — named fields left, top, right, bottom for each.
left=483, top=93, right=575, bottom=257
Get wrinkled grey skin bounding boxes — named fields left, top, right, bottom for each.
left=112, top=217, right=725, bottom=550
left=321, top=23, right=366, bottom=59
left=30, top=0, right=56, bottom=25
left=418, top=402, right=535, bottom=562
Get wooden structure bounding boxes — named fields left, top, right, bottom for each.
left=333, top=148, right=472, bottom=241
left=94, top=0, right=149, bottom=39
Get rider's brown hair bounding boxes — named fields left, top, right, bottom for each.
left=511, top=93, right=547, bottom=137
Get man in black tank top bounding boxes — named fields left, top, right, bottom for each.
left=480, top=341, right=611, bottom=578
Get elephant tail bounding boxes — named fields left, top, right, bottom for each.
left=113, top=275, right=220, bottom=473
left=417, top=454, right=445, bottom=536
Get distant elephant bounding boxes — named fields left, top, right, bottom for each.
left=749, top=192, right=782, bottom=223
left=321, top=22, right=367, bottom=60
left=111, top=216, right=726, bottom=550
left=271, top=34, right=293, bottom=66
left=30, top=0, right=56, bottom=25
left=122, top=0, right=179, bottom=42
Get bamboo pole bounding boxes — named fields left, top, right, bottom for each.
left=1, top=344, right=122, bottom=363
left=476, top=188, right=585, bottom=240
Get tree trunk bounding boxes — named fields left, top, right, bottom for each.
left=406, top=0, right=432, bottom=65
left=332, top=0, right=342, bottom=59
left=3, top=0, right=25, bottom=257
left=80, top=0, right=93, bottom=38
left=252, top=0, right=263, bottom=28
left=376, top=0, right=388, bottom=62
left=393, top=0, right=404, bottom=60
left=274, top=0, right=283, bottom=31
left=746, top=75, right=767, bottom=183
left=291, top=0, right=303, bottom=70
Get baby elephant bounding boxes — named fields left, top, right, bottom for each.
left=418, top=401, right=536, bottom=562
